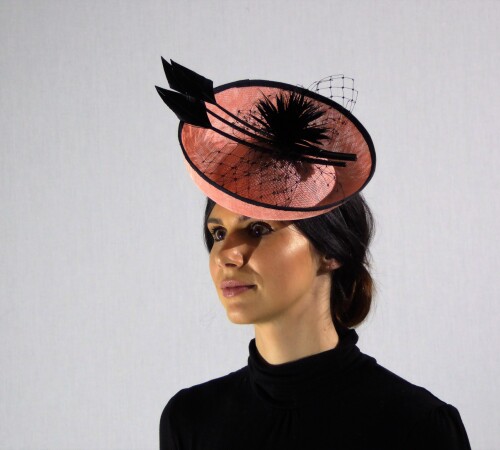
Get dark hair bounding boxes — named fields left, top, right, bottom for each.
left=203, top=194, right=376, bottom=331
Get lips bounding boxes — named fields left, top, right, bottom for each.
left=220, top=279, right=256, bottom=298
left=220, top=279, right=254, bottom=289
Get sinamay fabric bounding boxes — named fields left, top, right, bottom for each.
left=155, top=59, right=376, bottom=220
left=179, top=83, right=374, bottom=220
left=159, top=326, right=471, bottom=449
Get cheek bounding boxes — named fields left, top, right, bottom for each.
left=256, top=233, right=317, bottom=296
left=209, top=252, right=217, bottom=281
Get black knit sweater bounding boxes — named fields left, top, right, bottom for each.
left=160, top=327, right=471, bottom=449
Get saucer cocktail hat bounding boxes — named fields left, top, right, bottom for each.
left=155, top=58, right=376, bottom=220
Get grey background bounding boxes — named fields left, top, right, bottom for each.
left=1, top=0, right=499, bottom=449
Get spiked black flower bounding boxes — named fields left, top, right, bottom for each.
left=251, top=90, right=329, bottom=153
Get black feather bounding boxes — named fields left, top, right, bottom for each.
left=251, top=90, right=329, bottom=154
left=155, top=86, right=211, bottom=128
left=162, top=57, right=216, bottom=104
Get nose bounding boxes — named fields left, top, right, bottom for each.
left=214, top=236, right=247, bottom=268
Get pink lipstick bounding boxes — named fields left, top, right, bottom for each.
left=220, top=280, right=255, bottom=298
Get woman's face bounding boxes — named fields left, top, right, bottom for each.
left=207, top=203, right=329, bottom=325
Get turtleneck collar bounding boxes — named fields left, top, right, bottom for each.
left=247, top=327, right=363, bottom=408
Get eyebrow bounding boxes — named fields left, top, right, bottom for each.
left=207, top=215, right=252, bottom=225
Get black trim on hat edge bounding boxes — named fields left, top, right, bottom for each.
left=178, top=79, right=377, bottom=213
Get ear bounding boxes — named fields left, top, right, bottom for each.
left=320, top=255, right=342, bottom=272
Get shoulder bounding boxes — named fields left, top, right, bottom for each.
left=403, top=403, right=472, bottom=449
left=167, top=365, right=247, bottom=409
left=357, top=355, right=446, bottom=409
left=159, top=366, right=247, bottom=435
left=351, top=353, right=471, bottom=448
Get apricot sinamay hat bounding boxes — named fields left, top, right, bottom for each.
left=155, top=58, right=376, bottom=220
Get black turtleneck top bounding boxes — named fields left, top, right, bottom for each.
left=159, top=327, right=471, bottom=449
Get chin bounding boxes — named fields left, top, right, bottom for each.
left=225, top=311, right=254, bottom=325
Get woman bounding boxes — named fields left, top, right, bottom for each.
left=155, top=59, right=471, bottom=449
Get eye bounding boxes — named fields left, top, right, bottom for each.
left=249, top=222, right=273, bottom=238
left=208, top=222, right=274, bottom=242
left=210, top=227, right=226, bottom=242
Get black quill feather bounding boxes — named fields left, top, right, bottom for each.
left=162, top=58, right=216, bottom=104
left=155, top=86, right=211, bottom=128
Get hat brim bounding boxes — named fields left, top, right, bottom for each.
left=179, top=80, right=376, bottom=220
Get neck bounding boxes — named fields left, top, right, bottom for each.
left=253, top=281, right=339, bottom=365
